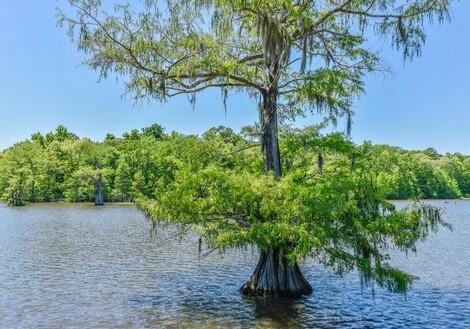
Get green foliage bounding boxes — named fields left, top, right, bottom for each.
left=142, top=123, right=165, bottom=141
left=58, top=0, right=452, bottom=126
left=113, top=158, right=133, bottom=202
left=64, top=167, right=99, bottom=202
left=1, top=124, right=468, bottom=204
left=0, top=125, right=166, bottom=204
left=0, top=124, right=461, bottom=293
left=135, top=126, right=451, bottom=293
left=367, top=144, right=463, bottom=199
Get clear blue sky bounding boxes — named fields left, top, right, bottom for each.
left=1, top=1, right=469, bottom=154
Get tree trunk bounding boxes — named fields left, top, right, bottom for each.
left=242, top=90, right=313, bottom=297
left=31, top=180, right=36, bottom=203
left=94, top=173, right=104, bottom=206
left=261, top=90, right=282, bottom=178
left=241, top=246, right=313, bottom=297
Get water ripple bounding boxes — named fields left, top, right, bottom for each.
left=0, top=202, right=469, bottom=328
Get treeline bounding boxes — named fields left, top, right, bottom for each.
left=368, top=144, right=469, bottom=199
left=0, top=124, right=468, bottom=206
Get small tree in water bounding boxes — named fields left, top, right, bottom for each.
left=59, top=0, right=453, bottom=297
left=135, top=128, right=450, bottom=296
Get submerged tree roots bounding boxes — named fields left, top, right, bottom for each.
left=241, top=247, right=313, bottom=298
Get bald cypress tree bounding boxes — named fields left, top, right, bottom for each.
left=60, top=0, right=453, bottom=297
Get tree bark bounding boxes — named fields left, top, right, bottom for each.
left=31, top=180, right=36, bottom=203
left=241, top=89, right=313, bottom=297
left=241, top=246, right=313, bottom=297
left=94, top=173, right=104, bottom=206
left=261, top=90, right=282, bottom=178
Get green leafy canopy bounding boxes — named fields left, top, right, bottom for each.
left=58, top=0, right=452, bottom=125
left=136, top=127, right=451, bottom=293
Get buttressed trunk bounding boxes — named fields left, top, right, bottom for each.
left=241, top=91, right=312, bottom=298
left=241, top=246, right=313, bottom=297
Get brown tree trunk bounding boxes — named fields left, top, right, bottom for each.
left=261, top=90, right=282, bottom=178
left=241, top=90, right=312, bottom=297
left=241, top=246, right=313, bottom=297
left=31, top=180, right=36, bottom=203
left=94, top=173, right=104, bottom=206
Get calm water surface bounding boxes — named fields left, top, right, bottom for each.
left=0, top=201, right=469, bottom=328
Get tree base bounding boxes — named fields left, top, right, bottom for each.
left=240, top=246, right=313, bottom=298
left=94, top=192, right=104, bottom=206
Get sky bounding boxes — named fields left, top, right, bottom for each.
left=0, top=1, right=469, bottom=154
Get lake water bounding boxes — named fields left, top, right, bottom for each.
left=0, top=201, right=469, bottom=328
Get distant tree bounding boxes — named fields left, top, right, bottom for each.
left=131, top=171, right=146, bottom=198
left=31, top=132, right=46, bottom=148
left=142, top=123, right=165, bottom=141
left=203, top=126, right=243, bottom=146
left=4, top=173, right=27, bottom=206
left=461, top=158, right=470, bottom=196
left=104, top=133, right=116, bottom=141
left=424, top=147, right=441, bottom=159
left=36, top=145, right=68, bottom=202
left=0, top=142, right=43, bottom=205
left=64, top=167, right=94, bottom=202
left=113, top=158, right=133, bottom=202
left=122, top=129, right=141, bottom=141
left=45, top=125, right=79, bottom=144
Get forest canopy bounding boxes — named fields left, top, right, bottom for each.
left=0, top=124, right=466, bottom=207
